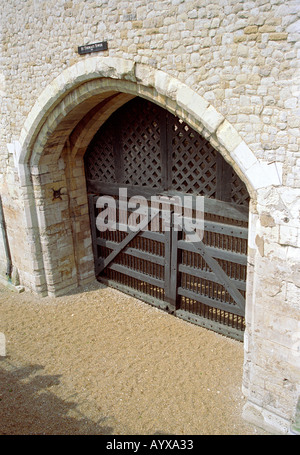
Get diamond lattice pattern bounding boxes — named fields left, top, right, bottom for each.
left=121, top=99, right=162, bottom=188
left=85, top=98, right=249, bottom=207
left=170, top=118, right=217, bottom=196
left=85, top=123, right=115, bottom=183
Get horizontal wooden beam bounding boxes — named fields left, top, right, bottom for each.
left=97, top=238, right=165, bottom=265
left=175, top=309, right=244, bottom=342
left=178, top=240, right=247, bottom=265
left=100, top=262, right=165, bottom=289
left=177, top=287, right=245, bottom=317
left=178, top=263, right=246, bottom=291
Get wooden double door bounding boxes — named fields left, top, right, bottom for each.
left=85, top=97, right=249, bottom=340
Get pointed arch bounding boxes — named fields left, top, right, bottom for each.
left=13, top=56, right=283, bottom=300
left=17, top=56, right=282, bottom=199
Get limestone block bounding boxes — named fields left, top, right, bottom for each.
left=279, top=225, right=299, bottom=247
left=216, top=119, right=242, bottom=153
left=246, top=161, right=283, bottom=190
left=176, top=85, right=207, bottom=112
left=199, top=105, right=224, bottom=134
left=154, top=70, right=183, bottom=99
left=279, top=190, right=300, bottom=224
left=176, top=86, right=209, bottom=125
left=269, top=33, right=288, bottom=41
left=96, top=57, right=136, bottom=82
left=244, top=26, right=258, bottom=34
left=231, top=141, right=257, bottom=173
left=237, top=43, right=249, bottom=57
left=135, top=63, right=156, bottom=87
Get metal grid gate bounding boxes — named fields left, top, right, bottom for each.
left=85, top=97, right=249, bottom=340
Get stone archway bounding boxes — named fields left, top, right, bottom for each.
left=14, top=56, right=289, bottom=433
left=15, top=57, right=281, bottom=307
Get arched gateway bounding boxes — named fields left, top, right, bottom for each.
left=84, top=97, right=249, bottom=340
left=14, top=57, right=293, bottom=434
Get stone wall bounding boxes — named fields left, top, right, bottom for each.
left=1, top=1, right=299, bottom=172
left=0, top=0, right=299, bottom=435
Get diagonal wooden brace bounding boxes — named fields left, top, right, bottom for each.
left=97, top=210, right=160, bottom=274
left=182, top=226, right=245, bottom=312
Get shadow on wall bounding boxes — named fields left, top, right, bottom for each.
left=0, top=358, right=113, bottom=435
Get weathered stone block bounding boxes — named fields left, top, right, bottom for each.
left=269, top=33, right=288, bottom=41
left=216, top=120, right=242, bottom=153
left=176, top=86, right=209, bottom=123
left=200, top=105, right=224, bottom=134
left=231, top=141, right=257, bottom=172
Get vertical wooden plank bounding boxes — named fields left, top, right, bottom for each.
left=168, top=212, right=180, bottom=313
left=112, top=111, right=124, bottom=184
left=164, top=217, right=172, bottom=310
left=216, top=153, right=232, bottom=202
left=88, top=194, right=100, bottom=275
left=166, top=111, right=174, bottom=191
left=160, top=108, right=171, bottom=191
left=159, top=109, right=169, bottom=190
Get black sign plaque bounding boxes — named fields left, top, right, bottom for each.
left=78, top=41, right=108, bottom=55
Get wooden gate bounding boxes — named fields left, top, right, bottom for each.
left=85, top=97, right=249, bottom=340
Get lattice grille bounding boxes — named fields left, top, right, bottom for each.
left=85, top=97, right=249, bottom=209
left=85, top=123, right=115, bottom=182
left=121, top=99, right=162, bottom=188
left=170, top=118, right=217, bottom=196
left=231, top=172, right=250, bottom=207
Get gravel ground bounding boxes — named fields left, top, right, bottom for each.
left=0, top=280, right=268, bottom=435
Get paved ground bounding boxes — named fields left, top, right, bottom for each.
left=0, top=280, right=268, bottom=435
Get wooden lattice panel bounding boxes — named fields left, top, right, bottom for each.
left=121, top=99, right=162, bottom=188
left=85, top=123, right=115, bottom=183
left=170, top=117, right=217, bottom=197
left=231, top=172, right=250, bottom=207
left=85, top=97, right=249, bottom=209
